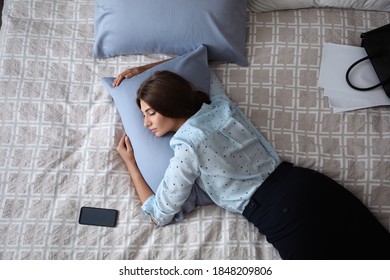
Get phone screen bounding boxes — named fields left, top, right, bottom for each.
left=79, top=206, right=118, bottom=227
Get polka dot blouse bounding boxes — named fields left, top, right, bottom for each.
left=142, top=71, right=281, bottom=226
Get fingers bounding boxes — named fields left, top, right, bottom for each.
left=112, top=68, right=141, bottom=87
left=116, top=134, right=126, bottom=151
left=117, top=134, right=133, bottom=152
left=124, top=135, right=133, bottom=152
left=112, top=75, right=124, bottom=87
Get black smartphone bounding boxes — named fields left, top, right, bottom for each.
left=78, top=206, right=119, bottom=227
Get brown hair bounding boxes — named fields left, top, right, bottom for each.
left=136, top=71, right=210, bottom=118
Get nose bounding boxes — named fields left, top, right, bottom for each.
left=144, top=116, right=151, bottom=127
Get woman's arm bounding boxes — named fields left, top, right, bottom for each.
left=116, top=134, right=154, bottom=205
left=117, top=134, right=197, bottom=226
left=112, top=58, right=173, bottom=87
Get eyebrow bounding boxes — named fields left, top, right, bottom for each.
left=142, top=107, right=154, bottom=114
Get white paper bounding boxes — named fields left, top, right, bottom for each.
left=324, top=88, right=385, bottom=113
left=318, top=43, right=390, bottom=112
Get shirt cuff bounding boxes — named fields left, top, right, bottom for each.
left=141, top=194, right=179, bottom=227
left=141, top=194, right=156, bottom=216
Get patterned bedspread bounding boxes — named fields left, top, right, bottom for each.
left=0, top=0, right=389, bottom=259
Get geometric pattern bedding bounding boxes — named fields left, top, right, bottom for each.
left=0, top=0, right=389, bottom=259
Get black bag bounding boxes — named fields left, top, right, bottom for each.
left=346, top=23, right=390, bottom=98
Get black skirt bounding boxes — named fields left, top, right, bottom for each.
left=243, top=161, right=390, bottom=260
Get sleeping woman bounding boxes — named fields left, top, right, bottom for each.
left=113, top=63, right=390, bottom=260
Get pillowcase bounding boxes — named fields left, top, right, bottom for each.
left=248, top=0, right=316, bottom=12
left=248, top=0, right=390, bottom=12
left=94, top=0, right=248, bottom=66
left=102, top=45, right=214, bottom=219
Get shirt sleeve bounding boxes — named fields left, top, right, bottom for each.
left=209, top=69, right=280, bottom=165
left=141, top=142, right=200, bottom=226
left=209, top=69, right=230, bottom=102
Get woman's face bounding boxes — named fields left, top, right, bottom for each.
left=140, top=100, right=181, bottom=137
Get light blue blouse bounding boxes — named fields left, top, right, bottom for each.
left=142, top=71, right=281, bottom=226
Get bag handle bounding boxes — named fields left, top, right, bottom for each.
left=345, top=56, right=386, bottom=91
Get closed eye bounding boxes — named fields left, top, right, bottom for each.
left=143, top=111, right=156, bottom=118
left=142, top=106, right=156, bottom=117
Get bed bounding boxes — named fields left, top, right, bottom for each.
left=0, top=0, right=389, bottom=260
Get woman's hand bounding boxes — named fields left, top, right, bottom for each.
left=116, top=133, right=136, bottom=166
left=112, top=58, right=174, bottom=87
left=112, top=67, right=142, bottom=87
left=116, top=133, right=155, bottom=208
